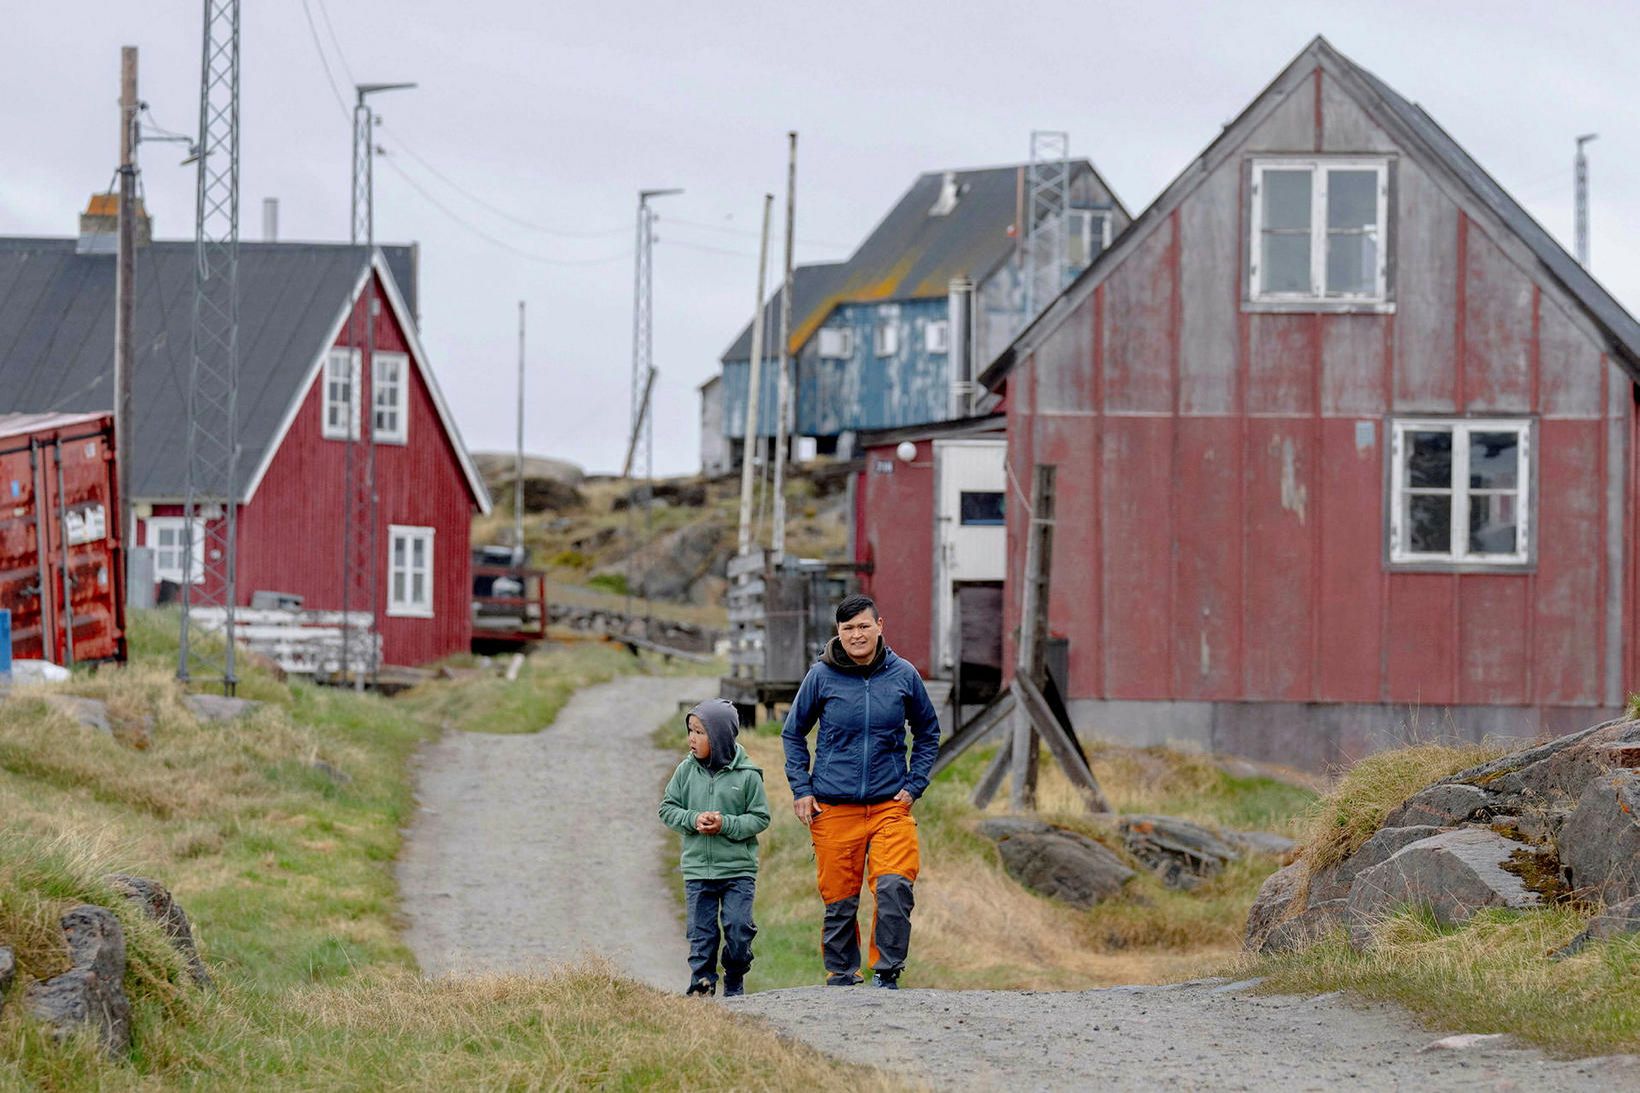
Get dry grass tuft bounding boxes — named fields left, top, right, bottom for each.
left=1297, top=741, right=1511, bottom=874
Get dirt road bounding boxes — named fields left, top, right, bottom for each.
left=733, top=979, right=1637, bottom=1091
left=397, top=674, right=710, bottom=988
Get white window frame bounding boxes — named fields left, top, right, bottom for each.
left=1249, top=158, right=1389, bottom=305
left=1389, top=418, right=1532, bottom=567
left=372, top=350, right=410, bottom=444
left=321, top=348, right=361, bottom=440
left=817, top=327, right=854, bottom=360
left=145, top=517, right=204, bottom=584
left=1066, top=209, right=1112, bottom=268
left=873, top=309, right=900, bottom=358
left=924, top=319, right=949, bottom=354
left=387, top=524, right=436, bottom=618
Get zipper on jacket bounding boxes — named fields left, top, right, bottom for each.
left=861, top=677, right=871, bottom=800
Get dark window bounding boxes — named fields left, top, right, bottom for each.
left=959, top=491, right=1005, bottom=526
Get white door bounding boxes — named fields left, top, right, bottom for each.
left=932, top=438, right=1007, bottom=673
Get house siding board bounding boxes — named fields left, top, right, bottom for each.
left=1459, top=577, right=1530, bottom=704
left=1319, top=71, right=1396, bottom=152
left=1104, top=219, right=1175, bottom=413
left=1539, top=296, right=1604, bottom=418
left=1533, top=419, right=1603, bottom=703
left=1172, top=419, right=1240, bottom=698
left=1463, top=225, right=1534, bottom=413
left=1178, top=163, right=1240, bottom=415
left=236, top=275, right=474, bottom=666
left=1242, top=420, right=1315, bottom=699
left=857, top=440, right=936, bottom=672
left=1249, top=314, right=1317, bottom=415
left=1100, top=416, right=1173, bottom=696
left=1317, top=418, right=1384, bottom=700
left=1385, top=573, right=1459, bottom=704
left=1033, top=412, right=1099, bottom=696
left=1394, top=159, right=1460, bottom=411
left=1322, top=316, right=1390, bottom=415
left=1245, top=79, right=1317, bottom=152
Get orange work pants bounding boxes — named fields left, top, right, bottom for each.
left=810, top=799, right=920, bottom=976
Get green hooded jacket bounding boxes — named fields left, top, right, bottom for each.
left=658, top=742, right=770, bottom=880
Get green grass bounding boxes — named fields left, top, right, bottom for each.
left=1254, top=907, right=1640, bottom=1056
left=1, top=610, right=877, bottom=1090
left=1627, top=693, right=1639, bottom=720
left=396, top=642, right=644, bottom=734
left=658, top=721, right=1315, bottom=992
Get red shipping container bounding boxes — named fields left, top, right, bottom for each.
left=0, top=413, right=126, bottom=665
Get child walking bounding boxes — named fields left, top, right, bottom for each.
left=658, top=698, right=770, bottom=997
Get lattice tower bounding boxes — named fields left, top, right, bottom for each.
left=1022, top=130, right=1071, bottom=321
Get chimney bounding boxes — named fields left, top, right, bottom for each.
left=929, top=171, right=962, bottom=216
left=78, top=192, right=151, bottom=255
left=262, top=197, right=279, bottom=242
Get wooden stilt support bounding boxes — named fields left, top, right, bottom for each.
left=971, top=744, right=1012, bottom=809
left=1014, top=676, right=1110, bottom=813
left=933, top=687, right=1016, bottom=777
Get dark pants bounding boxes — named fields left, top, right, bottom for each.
left=684, top=876, right=757, bottom=984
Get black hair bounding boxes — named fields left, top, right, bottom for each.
left=834, top=594, right=879, bottom=625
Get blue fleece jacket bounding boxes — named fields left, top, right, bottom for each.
left=781, top=638, right=941, bottom=804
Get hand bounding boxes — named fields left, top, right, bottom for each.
left=892, top=789, right=914, bottom=806
left=793, top=796, right=822, bottom=826
left=694, top=811, right=723, bottom=834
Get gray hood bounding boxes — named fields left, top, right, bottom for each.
left=688, top=698, right=741, bottom=772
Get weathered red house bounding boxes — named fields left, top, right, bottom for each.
left=0, top=233, right=491, bottom=666
left=980, top=37, right=1639, bottom=769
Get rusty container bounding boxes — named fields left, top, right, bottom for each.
left=0, top=413, right=126, bottom=665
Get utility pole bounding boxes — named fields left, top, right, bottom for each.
left=770, top=131, right=797, bottom=560
left=737, top=194, right=775, bottom=557
left=1575, top=132, right=1597, bottom=268
left=115, top=46, right=137, bottom=572
left=625, top=187, right=681, bottom=634
left=514, top=300, right=526, bottom=550
left=341, top=80, right=414, bottom=691
left=179, top=0, right=242, bottom=694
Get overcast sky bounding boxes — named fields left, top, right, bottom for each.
left=5, top=2, right=1636, bottom=476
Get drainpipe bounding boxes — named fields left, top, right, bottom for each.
left=948, top=277, right=975, bottom=419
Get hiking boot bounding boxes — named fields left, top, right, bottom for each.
left=685, top=977, right=716, bottom=997
left=872, top=970, right=900, bottom=990
left=825, top=972, right=863, bottom=987
left=722, top=973, right=745, bottom=998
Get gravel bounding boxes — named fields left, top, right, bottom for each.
left=397, top=674, right=711, bottom=988
left=730, top=980, right=1640, bottom=1091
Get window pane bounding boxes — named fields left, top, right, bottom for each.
left=1262, top=170, right=1311, bottom=230
left=1261, top=233, right=1311, bottom=293
left=959, top=491, right=1006, bottom=526
left=1407, top=494, right=1452, bottom=554
left=1468, top=432, right=1519, bottom=489
left=1326, top=170, right=1378, bottom=230
left=1469, top=493, right=1519, bottom=555
left=394, top=538, right=406, bottom=567
left=1405, top=431, right=1452, bottom=488
left=393, top=572, right=406, bottom=603
left=413, top=537, right=426, bottom=568
left=1325, top=230, right=1377, bottom=296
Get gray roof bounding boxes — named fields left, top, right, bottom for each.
left=0, top=238, right=429, bottom=502
left=720, top=261, right=847, bottom=362
left=723, top=161, right=1125, bottom=362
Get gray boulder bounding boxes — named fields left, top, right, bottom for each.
left=184, top=694, right=261, bottom=723
left=1119, top=815, right=1240, bottom=890
left=1559, top=769, right=1640, bottom=904
left=1226, top=830, right=1299, bottom=857
left=44, top=695, right=112, bottom=735
left=1346, top=829, right=1541, bottom=949
left=1243, top=861, right=1305, bottom=952
left=105, top=874, right=212, bottom=988
left=0, top=945, right=13, bottom=1001
left=1309, top=825, right=1449, bottom=905
left=1440, top=717, right=1640, bottom=813
left=982, top=821, right=1135, bottom=908
left=1383, top=784, right=1490, bottom=829
left=1553, top=894, right=1640, bottom=959
left=24, top=905, right=132, bottom=1056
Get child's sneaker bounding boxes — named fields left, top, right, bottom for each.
left=722, top=973, right=745, bottom=998
left=825, top=971, right=863, bottom=987
left=872, top=970, right=900, bottom=990
left=685, top=977, right=716, bottom=997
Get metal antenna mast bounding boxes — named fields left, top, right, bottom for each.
left=341, top=80, right=414, bottom=689
left=1022, top=130, right=1070, bottom=321
left=178, top=0, right=241, bottom=694
left=624, top=187, right=680, bottom=636
left=1575, top=132, right=1597, bottom=268
left=770, top=132, right=797, bottom=561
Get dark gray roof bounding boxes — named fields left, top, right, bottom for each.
left=723, top=161, right=1124, bottom=362
left=1335, top=45, right=1640, bottom=374
left=720, top=261, right=847, bottom=362
left=0, top=238, right=418, bottom=500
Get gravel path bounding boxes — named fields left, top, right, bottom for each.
left=397, top=674, right=711, bottom=988
left=731, top=980, right=1640, bottom=1091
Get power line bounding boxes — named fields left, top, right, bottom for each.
left=299, top=0, right=350, bottom=119
left=665, top=215, right=852, bottom=251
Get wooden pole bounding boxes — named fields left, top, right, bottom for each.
left=770, top=131, right=797, bottom=560
left=736, top=194, right=774, bottom=557
left=115, top=46, right=137, bottom=577
left=1010, top=464, right=1055, bottom=810
left=513, top=300, right=525, bottom=549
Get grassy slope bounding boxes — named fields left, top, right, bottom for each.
left=1245, top=736, right=1640, bottom=1056
left=654, top=721, right=1314, bottom=992
left=0, top=612, right=887, bottom=1091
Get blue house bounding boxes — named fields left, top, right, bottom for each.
left=709, top=161, right=1129, bottom=468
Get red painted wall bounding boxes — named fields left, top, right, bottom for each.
left=855, top=440, right=935, bottom=672
left=1002, top=65, right=1631, bottom=719
left=141, top=273, right=479, bottom=666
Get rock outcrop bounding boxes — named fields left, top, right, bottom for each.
left=1118, top=815, right=1241, bottom=890
left=0, top=945, right=14, bottom=1004
left=1245, top=716, right=1640, bottom=955
left=978, top=818, right=1135, bottom=908
left=106, top=874, right=212, bottom=988
left=24, top=906, right=132, bottom=1056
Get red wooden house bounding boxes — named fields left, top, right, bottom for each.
left=0, top=230, right=491, bottom=667
left=979, top=37, right=1639, bottom=769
